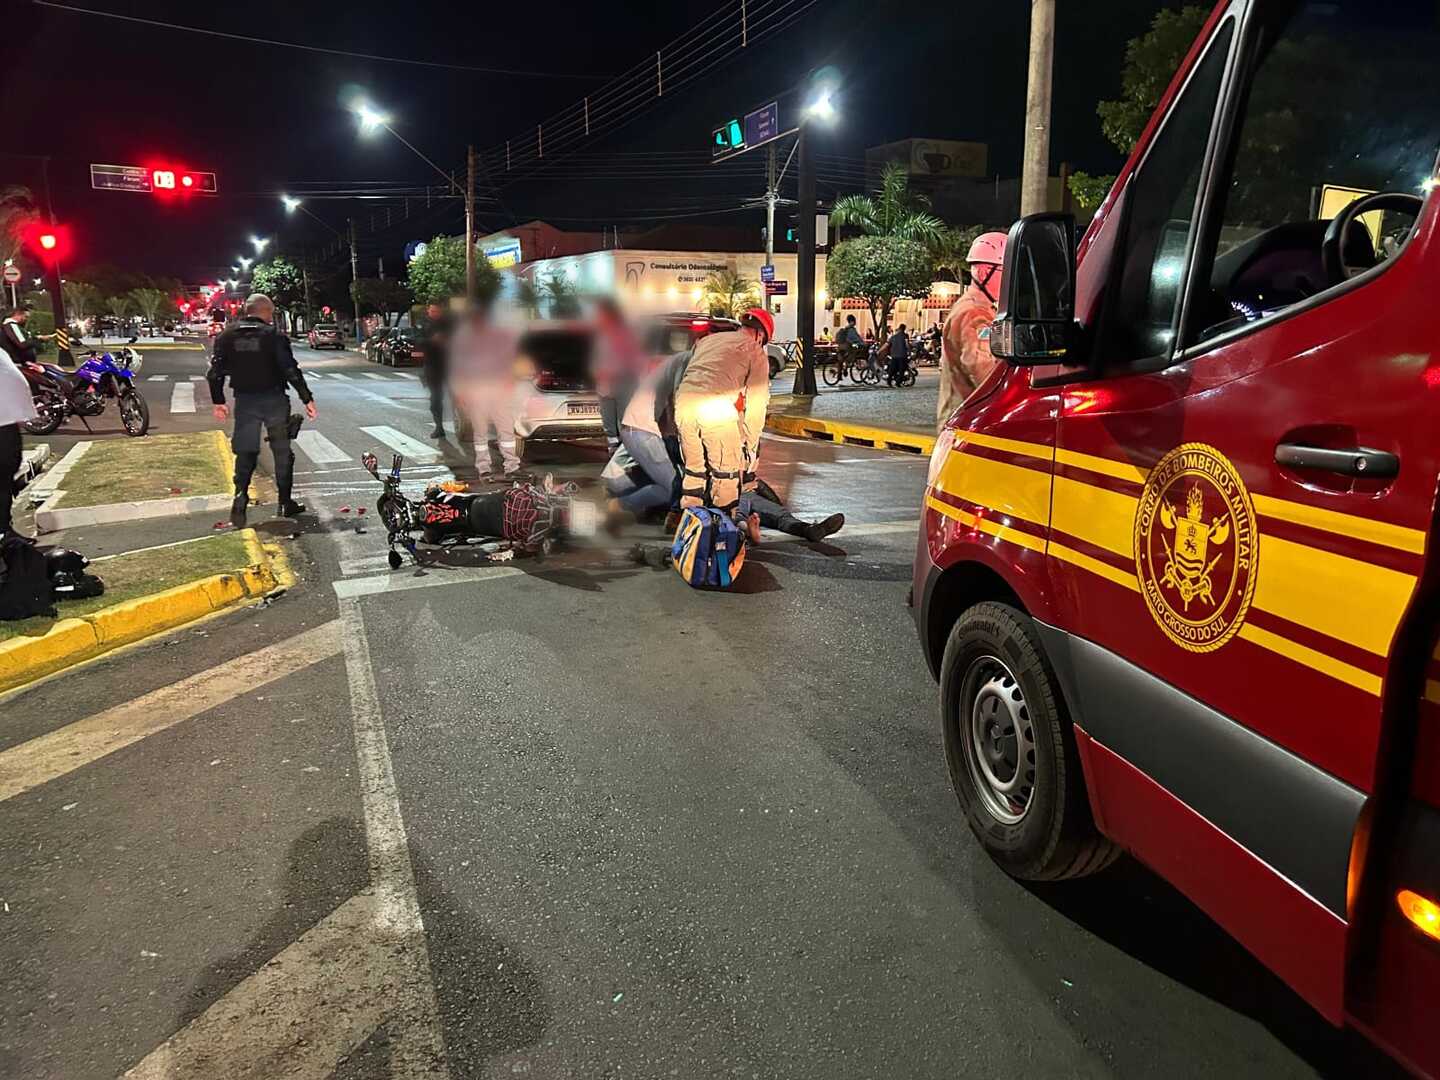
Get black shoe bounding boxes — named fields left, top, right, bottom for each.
left=229, top=494, right=249, bottom=529
left=279, top=499, right=307, bottom=518
left=430, top=425, right=445, bottom=439
left=803, top=513, right=845, bottom=542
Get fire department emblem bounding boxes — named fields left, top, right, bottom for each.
left=1134, top=442, right=1257, bottom=653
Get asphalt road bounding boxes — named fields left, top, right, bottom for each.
left=0, top=341, right=1405, bottom=1078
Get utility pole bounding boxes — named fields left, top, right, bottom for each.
left=348, top=217, right=363, bottom=343
left=301, top=263, right=314, bottom=329
left=465, top=145, right=477, bottom=302
left=792, top=127, right=818, bottom=396
left=765, top=143, right=777, bottom=314
left=1021, top=0, right=1057, bottom=217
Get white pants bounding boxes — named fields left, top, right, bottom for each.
left=460, top=381, right=522, bottom=475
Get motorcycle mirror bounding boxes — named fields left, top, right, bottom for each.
left=392, top=453, right=403, bottom=472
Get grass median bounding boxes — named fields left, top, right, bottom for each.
left=53, top=431, right=231, bottom=509
left=0, top=532, right=252, bottom=642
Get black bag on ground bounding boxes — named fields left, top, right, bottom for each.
left=45, top=548, right=104, bottom=601
left=0, top=538, right=57, bottom=620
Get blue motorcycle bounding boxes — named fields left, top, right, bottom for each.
left=24, top=347, right=151, bottom=437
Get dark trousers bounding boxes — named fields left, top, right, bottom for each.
left=886, top=355, right=907, bottom=384
left=0, top=423, right=20, bottom=535
left=739, top=489, right=805, bottom=536
left=232, top=392, right=294, bottom=503
left=424, top=364, right=446, bottom=427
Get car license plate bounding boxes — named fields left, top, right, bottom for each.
left=411, top=350, right=424, bottom=359
left=568, top=500, right=598, bottom=536
left=567, top=402, right=600, bottom=416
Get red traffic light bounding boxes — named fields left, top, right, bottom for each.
left=22, top=221, right=69, bottom=263
left=146, top=167, right=217, bottom=196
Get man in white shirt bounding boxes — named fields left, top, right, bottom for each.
left=0, top=308, right=40, bottom=539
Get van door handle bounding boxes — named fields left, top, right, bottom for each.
left=1275, top=443, right=1399, bottom=479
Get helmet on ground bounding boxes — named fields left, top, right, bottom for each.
left=966, top=231, right=1009, bottom=268
left=739, top=307, right=775, bottom=345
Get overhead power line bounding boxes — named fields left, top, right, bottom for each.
left=32, top=1, right=609, bottom=78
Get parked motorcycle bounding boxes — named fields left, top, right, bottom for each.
left=362, top=451, right=597, bottom=569
left=23, top=347, right=150, bottom=437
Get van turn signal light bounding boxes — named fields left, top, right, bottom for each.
left=1398, top=889, right=1440, bottom=942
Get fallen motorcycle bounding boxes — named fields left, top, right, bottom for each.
left=361, top=452, right=598, bottom=569
left=23, top=347, right=150, bottom=436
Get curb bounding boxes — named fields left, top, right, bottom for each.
left=14, top=443, right=50, bottom=487
left=765, top=414, right=936, bottom=455
left=0, top=528, right=289, bottom=694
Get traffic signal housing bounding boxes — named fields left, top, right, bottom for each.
left=22, top=221, right=70, bottom=265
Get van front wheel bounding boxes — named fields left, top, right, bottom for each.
left=939, top=601, right=1118, bottom=881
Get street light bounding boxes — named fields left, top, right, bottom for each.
left=251, top=236, right=270, bottom=254
left=354, top=102, right=389, bottom=136
left=237, top=255, right=253, bottom=270
left=805, top=90, right=836, bottom=123
left=281, top=195, right=302, bottom=212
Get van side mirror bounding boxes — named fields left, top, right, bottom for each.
left=990, top=213, right=1078, bottom=365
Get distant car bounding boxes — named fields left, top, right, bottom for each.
left=307, top=323, right=343, bottom=350
left=641, top=311, right=787, bottom=378
left=513, top=321, right=603, bottom=459
left=381, top=327, right=425, bottom=367
left=362, top=327, right=392, bottom=363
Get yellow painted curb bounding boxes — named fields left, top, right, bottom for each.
left=765, top=413, right=936, bottom=455
left=213, top=426, right=277, bottom=502
left=0, top=529, right=291, bottom=694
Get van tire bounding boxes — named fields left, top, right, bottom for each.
left=939, top=601, right=1118, bottom=881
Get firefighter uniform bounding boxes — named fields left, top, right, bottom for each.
left=673, top=329, right=770, bottom=513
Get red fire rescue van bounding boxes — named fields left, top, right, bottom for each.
left=913, top=0, right=1440, bottom=1072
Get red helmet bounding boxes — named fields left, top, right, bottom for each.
left=740, top=306, right=775, bottom=345
left=966, top=231, right=1008, bottom=267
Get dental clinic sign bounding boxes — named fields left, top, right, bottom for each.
left=484, top=238, right=523, bottom=270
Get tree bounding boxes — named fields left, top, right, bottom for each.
left=0, top=186, right=38, bottom=266
left=1069, top=5, right=1208, bottom=210
left=62, top=281, right=102, bottom=321
left=104, top=295, right=134, bottom=322
left=350, top=277, right=414, bottom=325
left=250, top=256, right=305, bottom=315
left=825, top=235, right=933, bottom=339
left=699, top=268, right=758, bottom=319
left=128, top=287, right=175, bottom=326
left=539, top=275, right=581, bottom=318
left=407, top=235, right=500, bottom=306
left=830, top=163, right=946, bottom=250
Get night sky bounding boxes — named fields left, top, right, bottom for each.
left=8, top=0, right=1179, bottom=284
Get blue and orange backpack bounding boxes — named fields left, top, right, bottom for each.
left=671, top=507, right=747, bottom=589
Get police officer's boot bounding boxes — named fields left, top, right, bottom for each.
left=231, top=452, right=259, bottom=528
left=277, top=460, right=305, bottom=518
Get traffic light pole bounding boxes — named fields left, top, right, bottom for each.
left=764, top=144, right=776, bottom=313
left=791, top=126, right=818, bottom=396
left=44, top=262, right=72, bottom=368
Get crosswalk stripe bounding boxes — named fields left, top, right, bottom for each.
left=0, top=621, right=343, bottom=803
left=352, top=388, right=411, bottom=411
left=360, top=372, right=390, bottom=381
left=188, top=375, right=205, bottom=381
left=146, top=375, right=167, bottom=382
left=305, top=371, right=323, bottom=379
left=293, top=429, right=351, bottom=464
left=360, top=425, right=439, bottom=461
left=170, top=382, right=195, bottom=414
left=325, top=372, right=353, bottom=381
left=394, top=372, right=418, bottom=380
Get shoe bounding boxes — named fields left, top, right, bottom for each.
left=430, top=425, right=445, bottom=439
left=802, top=513, right=845, bottom=542
left=279, top=499, right=307, bottom=518
left=229, top=493, right=248, bottom=529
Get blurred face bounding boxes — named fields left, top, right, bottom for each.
left=973, top=262, right=1003, bottom=301
left=12, top=310, right=27, bottom=324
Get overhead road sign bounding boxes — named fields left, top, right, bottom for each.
left=91, top=164, right=218, bottom=195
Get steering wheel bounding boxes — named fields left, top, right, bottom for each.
left=1322, top=191, right=1425, bottom=283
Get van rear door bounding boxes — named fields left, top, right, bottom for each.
left=1048, top=0, right=1440, bottom=1025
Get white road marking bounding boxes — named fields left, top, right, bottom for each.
left=324, top=371, right=352, bottom=381
left=293, top=429, right=350, bottom=464
left=338, top=598, right=450, bottom=1074
left=304, top=371, right=323, bottom=379
left=0, top=622, right=343, bottom=803
left=394, top=372, right=419, bottom=380
left=169, top=382, right=195, bottom=414
left=334, top=565, right=524, bottom=598
left=146, top=375, right=167, bottom=382
left=353, top=387, right=418, bottom=411
left=360, top=425, right=439, bottom=461
left=360, top=372, right=390, bottom=381
left=188, top=375, right=205, bottom=381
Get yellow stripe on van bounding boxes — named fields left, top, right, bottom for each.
left=1049, top=541, right=1140, bottom=593
left=955, top=430, right=1055, bottom=465
left=1254, top=534, right=1415, bottom=657
left=1252, top=493, right=1427, bottom=555
left=1238, top=623, right=1383, bottom=697
left=1054, top=446, right=1150, bottom=485
left=934, top=452, right=1051, bottom=530
left=925, top=495, right=1048, bottom=554
left=1051, top=476, right=1137, bottom=559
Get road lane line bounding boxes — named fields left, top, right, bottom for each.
left=188, top=375, right=205, bottom=381
left=353, top=388, right=418, bottom=411
left=334, top=565, right=524, bottom=598
left=146, top=375, right=167, bottom=382
left=339, top=598, right=450, bottom=1074
left=169, top=382, right=196, bottom=414
left=325, top=372, right=353, bottom=381
left=0, top=621, right=343, bottom=803
left=360, top=372, right=390, bottom=381
left=305, top=371, right=323, bottom=379
left=293, top=429, right=351, bottom=464
left=394, top=372, right=418, bottom=380
left=123, top=893, right=394, bottom=1080
left=360, top=425, right=439, bottom=460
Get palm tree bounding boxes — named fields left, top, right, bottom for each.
left=830, top=163, right=946, bottom=249
left=128, top=287, right=173, bottom=327
left=0, top=186, right=38, bottom=266
left=62, top=281, right=102, bottom=321
left=700, top=268, right=759, bottom=319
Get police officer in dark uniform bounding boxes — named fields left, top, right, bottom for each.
left=419, top=300, right=451, bottom=439
left=207, top=293, right=316, bottom=527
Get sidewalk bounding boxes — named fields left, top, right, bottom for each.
left=766, top=368, right=939, bottom=453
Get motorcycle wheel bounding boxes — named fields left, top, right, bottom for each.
left=119, top=389, right=150, bottom=436
left=23, top=392, right=65, bottom=435
left=821, top=363, right=843, bottom=388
